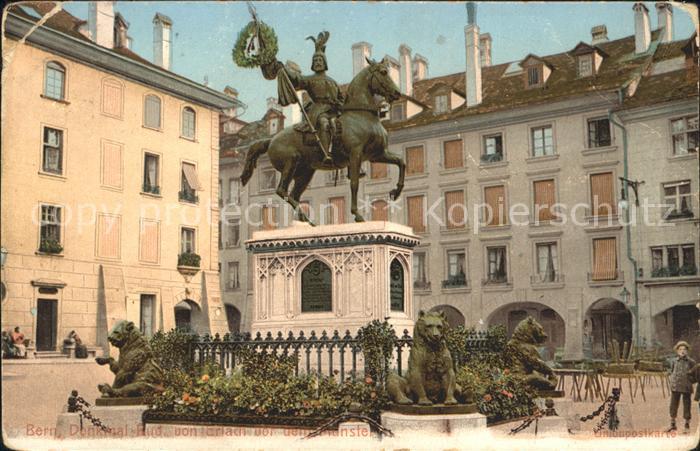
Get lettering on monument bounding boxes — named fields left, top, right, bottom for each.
left=301, top=260, right=332, bottom=312
left=390, top=259, right=405, bottom=312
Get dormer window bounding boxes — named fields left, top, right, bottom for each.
left=527, top=67, right=541, bottom=87
left=434, top=94, right=449, bottom=114
left=268, top=118, right=279, bottom=135
left=578, top=54, right=593, bottom=77
left=391, top=103, right=406, bottom=121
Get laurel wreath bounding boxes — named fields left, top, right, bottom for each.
left=232, top=20, right=278, bottom=68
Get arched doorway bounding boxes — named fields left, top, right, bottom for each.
left=174, top=299, right=201, bottom=333
left=225, top=305, right=241, bottom=334
left=429, top=305, right=465, bottom=329
left=488, top=302, right=565, bottom=361
left=654, top=303, right=700, bottom=361
left=586, top=298, right=632, bottom=359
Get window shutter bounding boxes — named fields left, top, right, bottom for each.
left=443, top=140, right=463, bottom=169
left=145, top=96, right=161, bottom=128
left=534, top=179, right=555, bottom=221
left=407, top=195, right=425, bottom=233
left=371, top=200, right=388, bottom=221
left=328, top=197, right=346, bottom=224
left=101, top=141, right=123, bottom=189
left=101, top=80, right=123, bottom=118
left=406, top=146, right=424, bottom=175
left=139, top=219, right=160, bottom=263
left=592, top=238, right=617, bottom=280
left=262, top=206, right=277, bottom=230
left=445, top=190, right=465, bottom=228
left=484, top=186, right=506, bottom=226
left=370, top=162, right=387, bottom=179
left=96, top=214, right=121, bottom=259
left=590, top=172, right=616, bottom=216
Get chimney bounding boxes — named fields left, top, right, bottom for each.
left=386, top=55, right=400, bottom=87
left=153, top=13, right=173, bottom=70
left=398, top=44, right=413, bottom=96
left=224, top=86, right=239, bottom=117
left=412, top=54, right=429, bottom=81
left=113, top=13, right=129, bottom=48
left=88, top=1, right=114, bottom=48
left=591, top=25, right=609, bottom=45
left=464, top=2, right=482, bottom=107
left=656, top=2, right=673, bottom=43
left=351, top=42, right=372, bottom=77
left=479, top=33, right=492, bottom=67
left=633, top=2, right=651, bottom=54
left=267, top=97, right=281, bottom=112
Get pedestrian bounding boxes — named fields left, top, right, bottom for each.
left=668, top=341, right=696, bottom=433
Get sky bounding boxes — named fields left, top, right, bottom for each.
left=63, top=1, right=698, bottom=120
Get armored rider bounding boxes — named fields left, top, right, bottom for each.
left=261, top=31, right=344, bottom=165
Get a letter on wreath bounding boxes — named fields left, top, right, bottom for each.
left=390, top=259, right=405, bottom=312
left=301, top=260, right=332, bottom=312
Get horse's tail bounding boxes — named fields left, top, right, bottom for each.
left=241, top=138, right=271, bottom=186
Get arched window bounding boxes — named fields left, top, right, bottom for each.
left=301, top=260, right=332, bottom=312
left=44, top=61, right=65, bottom=100
left=225, top=305, right=241, bottom=333
left=181, top=106, right=196, bottom=139
left=390, top=258, right=405, bottom=312
left=371, top=199, right=388, bottom=221
left=144, top=94, right=162, bottom=129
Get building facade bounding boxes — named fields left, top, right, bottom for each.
left=1, top=3, right=241, bottom=354
left=222, top=2, right=698, bottom=360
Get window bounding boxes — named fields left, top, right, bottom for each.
left=664, top=181, right=693, bottom=219
left=180, top=162, right=200, bottom=203
left=42, top=127, right=63, bottom=175
left=143, top=153, right=160, bottom=194
left=407, top=195, right=426, bottom=233
left=371, top=199, right=388, bottom=221
left=671, top=116, right=699, bottom=155
left=218, top=220, right=222, bottom=249
left=405, top=145, right=425, bottom=175
left=181, top=107, right=196, bottom=139
left=261, top=205, right=277, bottom=230
left=444, top=190, right=466, bottom=229
left=590, top=172, right=616, bottom=217
left=536, top=242, right=559, bottom=282
left=180, top=227, right=196, bottom=254
left=434, top=94, right=449, bottom=113
left=260, top=168, right=278, bottom=191
left=486, top=246, right=508, bottom=283
left=268, top=117, right=281, bottom=135
left=101, top=78, right=123, bottom=118
left=227, top=262, right=240, bottom=289
left=228, top=178, right=241, bottom=205
left=533, top=179, right=556, bottom=222
left=482, top=133, right=503, bottom=163
left=651, top=244, right=697, bottom=277
left=226, top=217, right=241, bottom=247
left=44, top=62, right=65, bottom=100
left=391, top=103, right=406, bottom=121
left=370, top=162, right=387, bottom=179
left=144, top=95, right=162, bottom=129
left=531, top=125, right=554, bottom=156
left=299, top=201, right=311, bottom=220
left=483, top=185, right=506, bottom=226
left=443, top=139, right=463, bottom=169
left=591, top=237, right=618, bottom=281
left=39, top=205, right=62, bottom=252
left=587, top=118, right=611, bottom=148
left=445, top=250, right=467, bottom=287
left=327, top=197, right=346, bottom=224
left=413, top=252, right=429, bottom=288
left=527, top=66, right=540, bottom=87
left=578, top=54, right=593, bottom=77
left=139, top=294, right=155, bottom=338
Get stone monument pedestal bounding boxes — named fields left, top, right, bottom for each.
left=381, top=409, right=487, bottom=436
left=246, top=221, right=420, bottom=336
left=55, top=403, right=148, bottom=439
left=535, top=395, right=577, bottom=431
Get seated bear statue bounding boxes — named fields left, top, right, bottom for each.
left=95, top=320, right=163, bottom=398
left=387, top=310, right=472, bottom=406
left=505, top=316, right=558, bottom=391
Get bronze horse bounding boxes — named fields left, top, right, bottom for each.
left=241, top=57, right=404, bottom=225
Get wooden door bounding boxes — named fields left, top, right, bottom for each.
left=36, top=299, right=57, bottom=351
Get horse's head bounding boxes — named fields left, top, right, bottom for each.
left=364, top=56, right=401, bottom=103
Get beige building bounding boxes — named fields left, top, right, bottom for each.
left=1, top=3, right=240, bottom=354
left=223, top=2, right=698, bottom=359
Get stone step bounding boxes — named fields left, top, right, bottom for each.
left=34, top=351, right=69, bottom=359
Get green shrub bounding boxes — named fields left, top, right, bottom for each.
left=358, top=319, right=396, bottom=386
left=150, top=329, right=198, bottom=375
left=39, top=239, right=63, bottom=254
left=178, top=252, right=201, bottom=268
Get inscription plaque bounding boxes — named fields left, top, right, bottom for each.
left=390, top=259, right=405, bottom=311
left=301, top=260, right=332, bottom=312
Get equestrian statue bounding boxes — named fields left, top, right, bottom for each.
left=234, top=5, right=404, bottom=225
